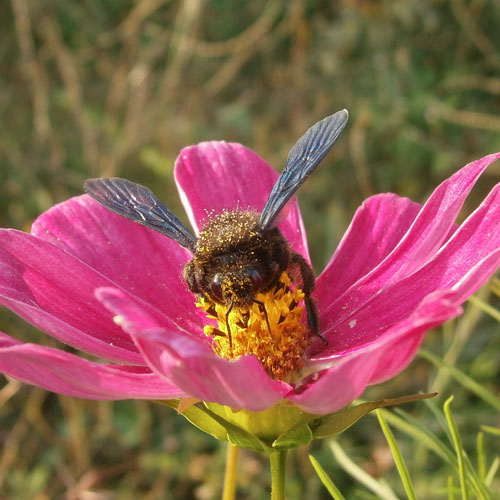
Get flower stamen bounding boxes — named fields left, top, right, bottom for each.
left=196, top=273, right=312, bottom=382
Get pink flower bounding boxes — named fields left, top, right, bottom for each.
left=1, top=144, right=499, bottom=415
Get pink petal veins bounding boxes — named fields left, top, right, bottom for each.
left=32, top=195, right=205, bottom=336
left=318, top=152, right=500, bottom=342
left=0, top=331, right=183, bottom=399
left=316, top=193, right=421, bottom=305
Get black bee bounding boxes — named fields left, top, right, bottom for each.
left=84, top=110, right=348, bottom=347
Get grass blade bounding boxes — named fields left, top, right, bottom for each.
left=447, top=475, right=456, bottom=500
left=309, top=454, right=346, bottom=500
left=467, top=295, right=500, bottom=322
left=419, top=349, right=500, bottom=412
left=443, top=396, right=468, bottom=500
left=378, top=407, right=491, bottom=499
left=485, top=457, right=499, bottom=487
left=477, top=432, right=486, bottom=481
left=329, top=440, right=399, bottom=500
left=376, top=410, right=416, bottom=500
left=377, top=408, right=455, bottom=465
left=480, top=426, right=500, bottom=437
left=422, top=398, right=491, bottom=499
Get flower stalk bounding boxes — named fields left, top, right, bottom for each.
left=222, top=443, right=239, bottom=500
left=270, top=450, right=288, bottom=500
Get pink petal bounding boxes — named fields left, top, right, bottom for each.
left=174, top=141, right=310, bottom=260
left=316, top=194, right=421, bottom=304
left=289, top=292, right=461, bottom=414
left=319, top=152, right=500, bottom=337
left=0, top=229, right=184, bottom=364
left=31, top=195, right=205, bottom=336
left=317, top=181, right=500, bottom=354
left=0, top=331, right=183, bottom=400
left=97, top=287, right=290, bottom=411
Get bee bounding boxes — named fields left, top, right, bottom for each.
left=84, top=110, right=348, bottom=347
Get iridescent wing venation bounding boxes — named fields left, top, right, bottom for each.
left=259, top=109, right=349, bottom=230
left=84, top=178, right=197, bottom=251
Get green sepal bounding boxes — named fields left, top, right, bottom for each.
left=272, top=421, right=314, bottom=450
left=158, top=400, right=270, bottom=453
left=158, top=400, right=228, bottom=441
left=200, top=405, right=270, bottom=453
left=157, top=393, right=436, bottom=453
left=312, top=392, right=437, bottom=439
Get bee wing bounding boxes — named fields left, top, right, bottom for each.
left=84, top=178, right=197, bottom=252
left=259, top=109, right=348, bottom=230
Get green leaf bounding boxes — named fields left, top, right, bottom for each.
left=376, top=409, right=416, bottom=500
left=443, top=396, right=469, bottom=500
left=485, top=457, right=500, bottom=487
left=422, top=397, right=491, bottom=499
left=312, top=392, right=437, bottom=439
left=480, top=426, right=500, bottom=437
left=448, top=475, right=456, bottom=500
left=419, top=349, right=500, bottom=412
left=330, top=441, right=399, bottom=500
left=379, top=407, right=492, bottom=499
left=467, top=295, right=500, bottom=322
left=377, top=407, right=455, bottom=465
left=272, top=421, right=314, bottom=450
left=309, top=454, right=346, bottom=500
left=477, top=432, right=486, bottom=481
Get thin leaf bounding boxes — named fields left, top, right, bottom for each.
left=376, top=410, right=416, bottom=500
left=468, top=295, right=500, bottom=322
left=490, top=277, right=500, bottom=298
left=382, top=407, right=490, bottom=499
left=448, top=476, right=456, bottom=500
left=419, top=349, right=500, bottom=412
left=477, top=432, right=486, bottom=481
left=444, top=396, right=469, bottom=500
left=329, top=441, right=399, bottom=500
left=485, top=457, right=500, bottom=487
left=421, top=399, right=491, bottom=499
left=309, top=454, right=346, bottom=500
left=480, top=426, right=500, bottom=437
left=377, top=408, right=455, bottom=465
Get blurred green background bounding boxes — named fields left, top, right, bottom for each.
left=1, top=1, right=499, bottom=498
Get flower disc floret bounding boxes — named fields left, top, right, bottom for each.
left=197, top=272, right=311, bottom=381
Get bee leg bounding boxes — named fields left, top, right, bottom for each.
left=225, top=300, right=234, bottom=351
left=252, top=298, right=272, bottom=334
left=290, top=253, right=327, bottom=344
left=184, top=260, right=202, bottom=294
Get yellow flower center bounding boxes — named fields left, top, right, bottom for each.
left=196, top=272, right=312, bottom=382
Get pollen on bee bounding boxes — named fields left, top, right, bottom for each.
left=196, top=272, right=312, bottom=382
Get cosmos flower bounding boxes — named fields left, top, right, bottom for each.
left=0, top=144, right=499, bottom=417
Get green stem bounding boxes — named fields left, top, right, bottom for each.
left=222, top=443, right=239, bottom=500
left=269, top=450, right=288, bottom=500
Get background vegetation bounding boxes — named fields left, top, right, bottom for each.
left=0, top=0, right=499, bottom=498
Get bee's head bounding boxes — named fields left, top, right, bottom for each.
left=208, top=266, right=263, bottom=307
